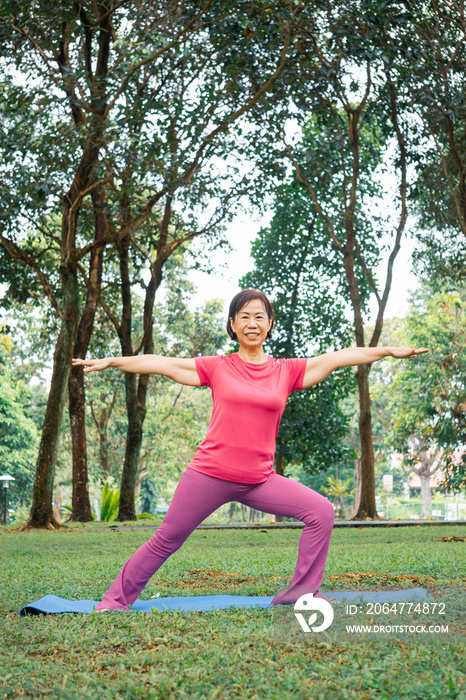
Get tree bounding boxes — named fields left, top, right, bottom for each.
left=85, top=312, right=126, bottom=480
left=396, top=1, right=466, bottom=245
left=126, top=249, right=227, bottom=514
left=386, top=284, right=466, bottom=515
left=376, top=1, right=466, bottom=287
left=0, top=0, right=297, bottom=527
left=242, top=189, right=354, bottom=488
left=80, top=247, right=226, bottom=516
left=0, top=369, right=40, bottom=515
left=242, top=1, right=416, bottom=518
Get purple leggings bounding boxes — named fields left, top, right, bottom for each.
left=96, top=467, right=335, bottom=610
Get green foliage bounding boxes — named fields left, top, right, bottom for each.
left=383, top=284, right=466, bottom=490
left=0, top=0, right=297, bottom=527
left=153, top=248, right=228, bottom=358
left=83, top=248, right=226, bottom=500
left=0, top=0, right=296, bottom=261
left=99, top=482, right=120, bottom=523
left=322, top=475, right=354, bottom=499
left=2, top=0, right=464, bottom=523
left=391, top=1, right=466, bottom=278
left=138, top=381, right=214, bottom=502
left=321, top=474, right=354, bottom=517
left=239, top=2, right=420, bottom=512
left=138, top=478, right=158, bottom=515
left=244, top=182, right=354, bottom=354
left=0, top=369, right=40, bottom=506
left=242, top=178, right=356, bottom=474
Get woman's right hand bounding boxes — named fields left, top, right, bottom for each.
left=72, top=357, right=113, bottom=373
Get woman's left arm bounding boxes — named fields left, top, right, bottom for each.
left=302, top=346, right=429, bottom=389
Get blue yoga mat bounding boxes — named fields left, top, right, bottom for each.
left=19, top=588, right=432, bottom=616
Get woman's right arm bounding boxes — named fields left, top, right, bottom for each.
left=71, top=355, right=201, bottom=387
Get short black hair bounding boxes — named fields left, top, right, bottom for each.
left=227, top=289, right=275, bottom=341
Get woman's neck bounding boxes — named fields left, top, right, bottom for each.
left=237, top=346, right=268, bottom=364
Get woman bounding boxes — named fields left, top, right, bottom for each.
left=72, top=289, right=428, bottom=611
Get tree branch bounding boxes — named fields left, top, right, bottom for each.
left=370, top=72, right=407, bottom=348
left=109, top=0, right=218, bottom=110
left=77, top=261, right=121, bottom=332
left=180, top=19, right=293, bottom=185
left=285, top=141, right=343, bottom=250
left=0, top=234, right=63, bottom=317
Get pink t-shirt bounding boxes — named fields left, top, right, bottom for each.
left=188, top=353, right=307, bottom=483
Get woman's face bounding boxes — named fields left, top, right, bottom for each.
left=230, top=298, right=272, bottom=350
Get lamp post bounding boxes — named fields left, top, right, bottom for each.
left=0, top=474, right=15, bottom=525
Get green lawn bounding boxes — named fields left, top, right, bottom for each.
left=0, top=525, right=465, bottom=700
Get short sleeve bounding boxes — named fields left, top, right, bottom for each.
left=194, top=355, right=223, bottom=387
left=282, top=357, right=307, bottom=393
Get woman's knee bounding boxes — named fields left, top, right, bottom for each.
left=146, top=522, right=189, bottom=557
left=323, top=497, right=336, bottom=527
left=304, top=494, right=335, bottom=529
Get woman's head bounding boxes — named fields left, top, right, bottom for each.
left=227, top=289, right=275, bottom=342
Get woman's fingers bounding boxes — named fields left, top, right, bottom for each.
left=392, top=347, right=429, bottom=358
left=407, top=348, right=429, bottom=357
left=71, top=358, right=108, bottom=373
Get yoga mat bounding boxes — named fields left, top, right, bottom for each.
left=19, top=588, right=432, bottom=616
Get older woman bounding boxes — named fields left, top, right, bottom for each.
left=72, top=289, right=427, bottom=611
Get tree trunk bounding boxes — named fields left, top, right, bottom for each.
left=90, top=389, right=117, bottom=476
left=417, top=450, right=434, bottom=519
left=419, top=470, right=432, bottom=519
left=118, top=368, right=146, bottom=521
left=23, top=265, right=80, bottom=529
left=68, top=188, right=107, bottom=521
left=353, top=364, right=379, bottom=519
left=69, top=366, right=93, bottom=521
left=116, top=198, right=169, bottom=520
left=99, top=416, right=110, bottom=476
left=353, top=455, right=362, bottom=515
left=116, top=229, right=155, bottom=521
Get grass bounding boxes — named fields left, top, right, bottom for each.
left=0, top=524, right=465, bottom=700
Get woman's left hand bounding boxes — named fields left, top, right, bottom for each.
left=389, top=347, right=429, bottom=359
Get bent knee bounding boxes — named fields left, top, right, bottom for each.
left=325, top=498, right=335, bottom=524
left=304, top=495, right=335, bottom=528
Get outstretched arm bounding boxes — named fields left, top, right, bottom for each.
left=302, top=346, right=429, bottom=389
left=71, top=355, right=201, bottom=387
